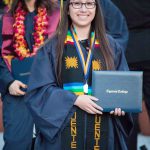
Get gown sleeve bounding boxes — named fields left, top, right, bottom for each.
left=114, top=50, right=133, bottom=138
left=100, top=0, right=128, bottom=52
left=0, top=14, right=15, bottom=95
left=107, top=35, right=133, bottom=149
left=25, top=39, right=77, bottom=142
left=0, top=57, right=14, bottom=96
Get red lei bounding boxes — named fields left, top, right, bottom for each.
left=13, top=3, right=48, bottom=59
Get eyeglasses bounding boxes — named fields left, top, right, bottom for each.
left=69, top=2, right=96, bottom=9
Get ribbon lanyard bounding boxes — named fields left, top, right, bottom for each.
left=71, top=27, right=95, bottom=94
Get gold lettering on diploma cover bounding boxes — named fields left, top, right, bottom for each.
left=71, top=112, right=77, bottom=149
left=94, top=115, right=101, bottom=150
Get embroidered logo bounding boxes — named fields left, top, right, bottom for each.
left=65, top=56, right=78, bottom=69
left=92, top=59, right=102, bottom=71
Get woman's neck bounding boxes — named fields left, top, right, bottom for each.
left=73, top=24, right=91, bottom=40
left=25, top=0, right=35, bottom=12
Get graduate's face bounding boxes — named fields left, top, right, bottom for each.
left=68, top=0, right=96, bottom=28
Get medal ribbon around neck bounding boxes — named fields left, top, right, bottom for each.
left=70, top=26, right=95, bottom=82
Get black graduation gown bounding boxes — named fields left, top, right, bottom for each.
left=25, top=35, right=133, bottom=150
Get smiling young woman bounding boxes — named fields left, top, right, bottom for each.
left=24, top=0, right=133, bottom=149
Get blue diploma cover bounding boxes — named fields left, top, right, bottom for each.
left=11, top=57, right=34, bottom=85
left=92, top=71, right=143, bottom=112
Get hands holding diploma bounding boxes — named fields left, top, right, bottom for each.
left=74, top=95, right=125, bottom=116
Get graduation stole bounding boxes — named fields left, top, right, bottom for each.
left=64, top=29, right=102, bottom=149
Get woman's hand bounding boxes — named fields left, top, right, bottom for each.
left=74, top=95, right=103, bottom=115
left=110, top=108, right=125, bottom=116
left=8, top=80, right=27, bottom=96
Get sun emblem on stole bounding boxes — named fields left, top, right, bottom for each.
left=92, top=59, right=102, bottom=71
left=65, top=56, right=78, bottom=69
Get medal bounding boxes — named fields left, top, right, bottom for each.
left=83, top=82, right=88, bottom=94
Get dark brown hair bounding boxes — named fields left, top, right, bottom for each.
left=9, top=0, right=58, bottom=15
left=55, top=0, right=115, bottom=84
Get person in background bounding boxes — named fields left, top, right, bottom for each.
left=0, top=0, right=60, bottom=149
left=25, top=0, right=133, bottom=149
left=100, top=0, right=128, bottom=52
left=111, top=0, right=150, bottom=149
